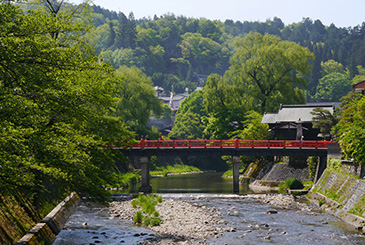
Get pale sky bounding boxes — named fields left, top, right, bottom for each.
left=75, top=0, right=364, bottom=28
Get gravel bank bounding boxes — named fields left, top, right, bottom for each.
left=253, top=194, right=319, bottom=212
left=109, top=198, right=234, bottom=244
left=109, top=194, right=316, bottom=244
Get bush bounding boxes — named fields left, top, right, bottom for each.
left=285, top=178, right=304, bottom=189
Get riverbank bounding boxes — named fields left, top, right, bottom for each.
left=109, top=198, right=229, bottom=243
left=108, top=193, right=319, bottom=244
left=308, top=167, right=365, bottom=230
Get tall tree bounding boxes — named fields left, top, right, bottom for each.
left=335, top=96, right=365, bottom=165
left=226, top=32, right=314, bottom=113
left=0, top=3, right=130, bottom=203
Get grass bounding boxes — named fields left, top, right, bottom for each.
left=222, top=169, right=245, bottom=178
left=150, top=164, right=200, bottom=176
left=112, top=172, right=141, bottom=188
left=278, top=178, right=304, bottom=193
left=131, top=194, right=163, bottom=227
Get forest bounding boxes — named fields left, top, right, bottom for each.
left=1, top=3, right=365, bottom=240
left=89, top=4, right=365, bottom=101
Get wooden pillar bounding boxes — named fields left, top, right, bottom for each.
left=139, top=156, right=152, bottom=193
left=232, top=156, right=240, bottom=193
left=314, top=156, right=327, bottom=183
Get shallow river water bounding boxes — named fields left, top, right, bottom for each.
left=54, top=172, right=365, bottom=244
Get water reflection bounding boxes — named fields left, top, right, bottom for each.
left=124, top=172, right=254, bottom=194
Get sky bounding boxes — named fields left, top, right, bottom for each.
left=74, top=0, right=364, bottom=28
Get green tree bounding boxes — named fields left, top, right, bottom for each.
left=227, top=32, right=313, bottom=113
left=169, top=90, right=208, bottom=139
left=321, top=59, right=345, bottom=75
left=335, top=97, right=365, bottom=165
left=173, top=32, right=230, bottom=75
left=231, top=111, right=271, bottom=140
left=314, top=73, right=352, bottom=102
left=0, top=3, right=130, bottom=203
left=113, top=66, right=163, bottom=135
left=311, top=107, right=340, bottom=138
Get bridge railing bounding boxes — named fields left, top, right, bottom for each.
left=110, top=140, right=332, bottom=150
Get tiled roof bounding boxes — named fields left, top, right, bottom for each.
left=262, top=103, right=335, bottom=124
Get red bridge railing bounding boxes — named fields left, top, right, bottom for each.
left=109, top=140, right=332, bottom=150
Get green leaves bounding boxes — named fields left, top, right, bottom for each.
left=131, top=194, right=162, bottom=227
left=0, top=4, right=133, bottom=203
left=336, top=97, right=365, bottom=165
left=228, top=32, right=313, bottom=113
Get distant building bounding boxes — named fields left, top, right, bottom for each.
left=154, top=86, right=165, bottom=97
left=192, top=73, right=208, bottom=86
left=353, top=80, right=365, bottom=95
left=261, top=103, right=338, bottom=140
left=158, top=93, right=189, bottom=111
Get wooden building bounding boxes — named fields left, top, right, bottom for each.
left=353, top=80, right=365, bottom=95
left=261, top=103, right=337, bottom=140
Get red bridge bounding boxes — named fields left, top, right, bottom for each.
left=121, top=139, right=332, bottom=150
left=112, top=140, right=333, bottom=193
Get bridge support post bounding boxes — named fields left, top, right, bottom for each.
left=232, top=156, right=240, bottom=193
left=139, top=156, right=152, bottom=194
left=314, top=156, right=327, bottom=183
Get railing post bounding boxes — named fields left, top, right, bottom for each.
left=220, top=140, right=223, bottom=148
left=234, top=138, right=239, bottom=149
left=283, top=140, right=286, bottom=149
left=140, top=139, right=144, bottom=149
left=268, top=140, right=270, bottom=149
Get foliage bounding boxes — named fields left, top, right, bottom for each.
left=112, top=66, right=163, bottom=135
left=334, top=97, right=365, bottom=165
left=282, top=178, right=304, bottom=190
left=226, top=32, right=313, bottom=113
left=314, top=72, right=352, bottom=102
left=111, top=172, right=141, bottom=188
left=0, top=3, right=150, bottom=206
left=80, top=6, right=365, bottom=102
left=131, top=194, right=162, bottom=227
left=311, top=107, right=340, bottom=137
left=169, top=90, right=208, bottom=139
left=202, top=33, right=312, bottom=139
left=150, top=164, right=200, bottom=176
left=307, top=157, right=318, bottom=181
left=348, top=194, right=365, bottom=217
left=230, top=111, right=271, bottom=140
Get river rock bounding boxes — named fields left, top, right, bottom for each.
left=109, top=198, right=223, bottom=242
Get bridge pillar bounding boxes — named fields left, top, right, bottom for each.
left=314, top=156, right=327, bottom=183
left=139, top=156, right=152, bottom=194
left=232, top=156, right=240, bottom=193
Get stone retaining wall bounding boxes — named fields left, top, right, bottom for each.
left=16, top=192, right=80, bottom=244
left=308, top=169, right=365, bottom=230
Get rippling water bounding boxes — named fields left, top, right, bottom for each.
left=54, top=173, right=365, bottom=244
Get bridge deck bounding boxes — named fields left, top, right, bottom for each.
left=111, top=140, right=331, bottom=157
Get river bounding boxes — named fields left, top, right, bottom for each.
left=54, top=172, right=365, bottom=244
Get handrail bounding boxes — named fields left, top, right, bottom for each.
left=109, top=140, right=333, bottom=150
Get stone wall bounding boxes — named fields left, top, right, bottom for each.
left=308, top=169, right=365, bottom=230
left=16, top=192, right=80, bottom=244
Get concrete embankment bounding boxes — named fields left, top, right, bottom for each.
left=308, top=168, right=365, bottom=230
left=16, top=192, right=80, bottom=244
left=248, top=161, right=310, bottom=191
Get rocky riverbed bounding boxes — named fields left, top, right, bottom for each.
left=108, top=194, right=319, bottom=244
